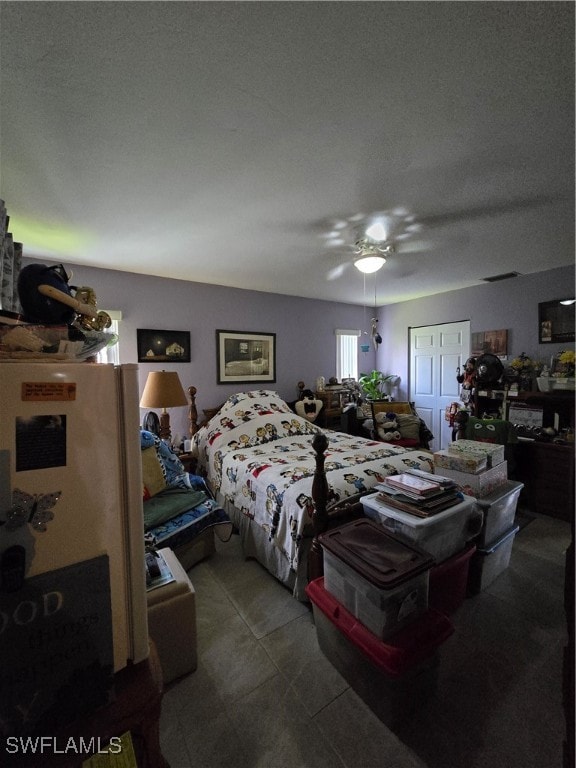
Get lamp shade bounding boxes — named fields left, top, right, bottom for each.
left=140, top=371, right=188, bottom=409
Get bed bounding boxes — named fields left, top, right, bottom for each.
left=192, top=389, right=434, bottom=600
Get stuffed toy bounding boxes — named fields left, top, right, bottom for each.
left=295, top=389, right=323, bottom=422
left=375, top=412, right=401, bottom=442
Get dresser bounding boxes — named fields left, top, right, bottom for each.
left=513, top=440, right=575, bottom=522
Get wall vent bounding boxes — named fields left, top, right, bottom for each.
left=482, top=271, right=521, bottom=283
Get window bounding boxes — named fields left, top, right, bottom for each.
left=96, top=311, right=121, bottom=365
left=336, top=329, right=360, bottom=381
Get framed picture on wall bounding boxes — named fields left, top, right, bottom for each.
left=538, top=299, right=575, bottom=343
left=137, top=329, right=191, bottom=363
left=471, top=329, right=508, bottom=358
left=216, top=330, right=276, bottom=384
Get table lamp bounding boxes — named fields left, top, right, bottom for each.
left=140, top=370, right=188, bottom=441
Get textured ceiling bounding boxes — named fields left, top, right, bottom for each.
left=1, top=2, right=574, bottom=306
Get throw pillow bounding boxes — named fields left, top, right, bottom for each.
left=396, top=414, right=421, bottom=441
left=155, top=438, right=192, bottom=489
left=142, top=446, right=167, bottom=499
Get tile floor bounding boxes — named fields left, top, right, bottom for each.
left=159, top=511, right=571, bottom=768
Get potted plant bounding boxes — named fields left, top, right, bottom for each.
left=358, top=370, right=396, bottom=401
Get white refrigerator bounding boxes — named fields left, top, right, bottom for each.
left=0, top=362, right=148, bottom=735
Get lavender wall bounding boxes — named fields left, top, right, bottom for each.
left=20, top=259, right=574, bottom=441
left=21, top=259, right=376, bottom=440
left=377, top=265, right=575, bottom=398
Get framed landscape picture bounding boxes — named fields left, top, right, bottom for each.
left=137, top=329, right=191, bottom=363
left=216, top=330, right=276, bottom=384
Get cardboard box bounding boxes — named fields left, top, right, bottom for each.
left=447, top=439, right=505, bottom=467
left=433, top=449, right=487, bottom=473
left=434, top=461, right=508, bottom=499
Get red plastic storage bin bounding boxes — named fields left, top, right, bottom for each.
left=428, top=544, right=476, bottom=615
left=306, top=577, right=454, bottom=726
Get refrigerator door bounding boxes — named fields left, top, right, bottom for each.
left=0, top=362, right=148, bottom=671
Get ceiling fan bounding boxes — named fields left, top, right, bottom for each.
left=321, top=209, right=434, bottom=281
left=320, top=193, right=565, bottom=281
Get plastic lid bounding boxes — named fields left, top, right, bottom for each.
left=362, top=492, right=475, bottom=527
left=318, top=518, right=435, bottom=588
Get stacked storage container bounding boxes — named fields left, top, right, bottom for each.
left=467, top=480, right=524, bottom=593
left=432, top=441, right=523, bottom=594
left=433, top=439, right=508, bottom=498
left=361, top=492, right=480, bottom=614
left=308, top=519, right=454, bottom=726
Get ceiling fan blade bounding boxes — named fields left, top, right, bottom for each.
left=418, top=194, right=567, bottom=229
left=326, top=262, right=351, bottom=281
left=395, top=239, right=436, bottom=254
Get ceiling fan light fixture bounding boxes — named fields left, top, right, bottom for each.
left=354, top=255, right=386, bottom=273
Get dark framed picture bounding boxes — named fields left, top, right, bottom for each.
left=137, top=329, right=191, bottom=363
left=471, top=329, right=508, bottom=358
left=538, top=299, right=575, bottom=344
left=216, top=330, right=276, bottom=384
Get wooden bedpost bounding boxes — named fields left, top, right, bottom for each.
left=188, top=386, right=199, bottom=437
left=308, top=431, right=329, bottom=583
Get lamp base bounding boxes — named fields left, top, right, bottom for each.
left=159, top=411, right=171, bottom=442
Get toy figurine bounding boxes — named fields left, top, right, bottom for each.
left=17, top=263, right=109, bottom=328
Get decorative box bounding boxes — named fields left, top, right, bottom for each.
left=447, top=439, right=505, bottom=467
left=433, top=461, right=508, bottom=499
left=433, top=449, right=487, bottom=474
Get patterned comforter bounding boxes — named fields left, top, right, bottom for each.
left=193, top=390, right=434, bottom=572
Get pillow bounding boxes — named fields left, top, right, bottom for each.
left=155, top=438, right=192, bottom=489
left=141, top=446, right=167, bottom=500
left=219, top=390, right=292, bottom=416
left=396, top=413, right=421, bottom=441
left=140, top=429, right=192, bottom=490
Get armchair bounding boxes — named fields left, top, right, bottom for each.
left=370, top=401, right=434, bottom=450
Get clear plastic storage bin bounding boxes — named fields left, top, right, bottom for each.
left=319, top=519, right=434, bottom=640
left=361, top=493, right=480, bottom=563
left=467, top=525, right=519, bottom=594
left=474, top=480, right=523, bottom=547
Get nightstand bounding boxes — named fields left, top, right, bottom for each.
left=179, top=451, right=197, bottom=474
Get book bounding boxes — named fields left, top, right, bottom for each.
left=382, top=473, right=444, bottom=496
left=376, top=490, right=461, bottom=517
